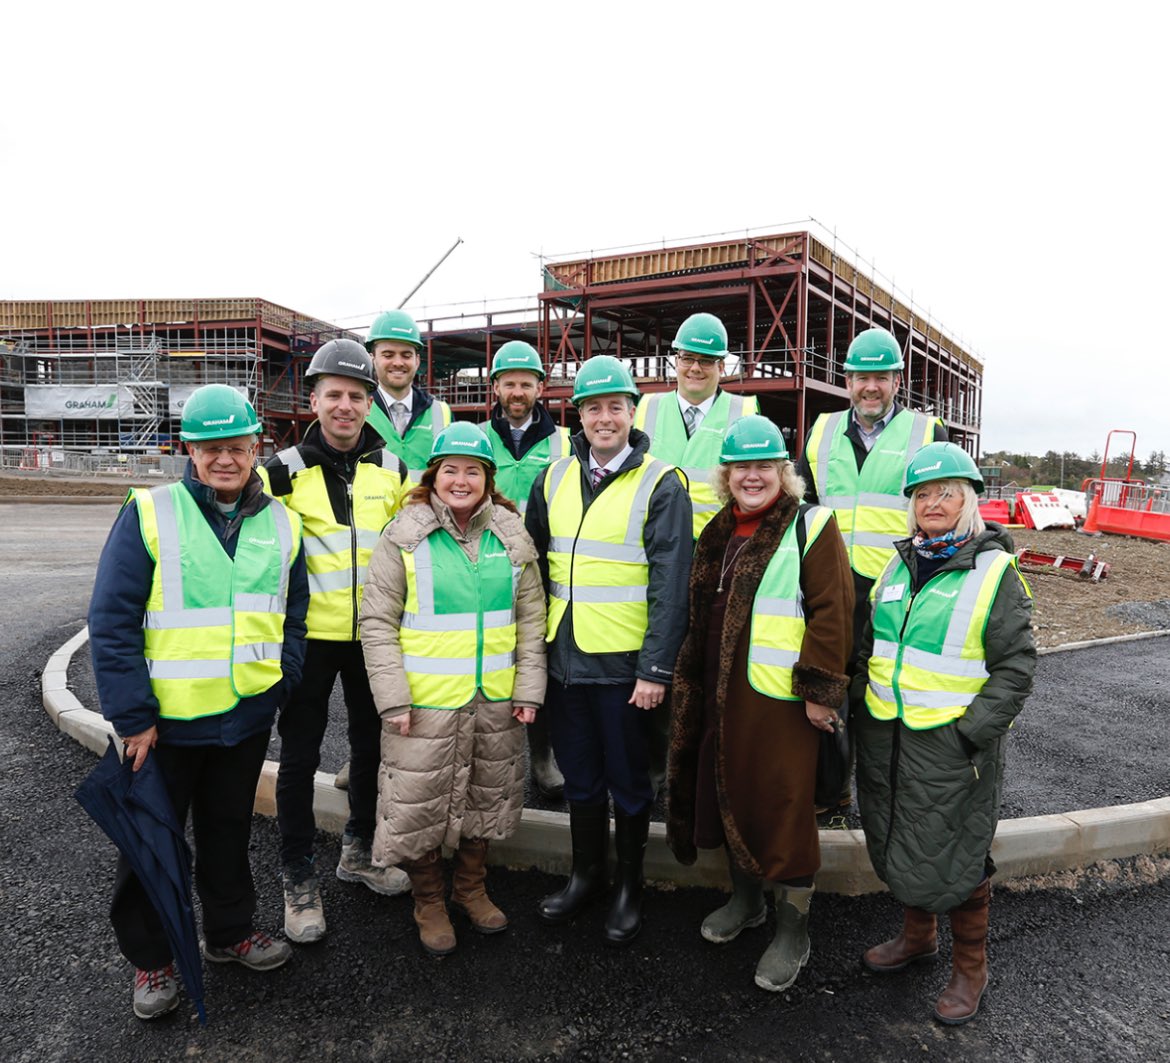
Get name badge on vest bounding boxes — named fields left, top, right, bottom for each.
left=881, top=582, right=906, bottom=603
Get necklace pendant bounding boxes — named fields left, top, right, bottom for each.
left=716, top=577, right=724, bottom=592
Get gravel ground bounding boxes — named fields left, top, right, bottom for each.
left=5, top=502, right=1170, bottom=1061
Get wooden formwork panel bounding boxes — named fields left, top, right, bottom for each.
left=1, top=301, right=52, bottom=330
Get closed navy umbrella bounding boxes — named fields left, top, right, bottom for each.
left=76, top=737, right=207, bottom=1024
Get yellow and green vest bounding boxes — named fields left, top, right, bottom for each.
left=635, top=390, right=759, bottom=539
left=746, top=505, right=834, bottom=700
left=543, top=455, right=680, bottom=653
left=482, top=420, right=571, bottom=515
left=805, top=408, right=937, bottom=579
left=260, top=450, right=405, bottom=642
left=367, top=396, right=453, bottom=484
left=399, top=527, right=521, bottom=709
left=865, top=550, right=1032, bottom=729
left=133, top=483, right=302, bottom=720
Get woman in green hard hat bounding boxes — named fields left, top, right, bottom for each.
left=357, top=422, right=547, bottom=957
left=852, top=441, right=1036, bottom=1026
left=666, top=414, right=854, bottom=993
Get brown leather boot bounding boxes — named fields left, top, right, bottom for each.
left=402, top=848, right=456, bottom=956
left=934, top=879, right=991, bottom=1025
left=863, top=904, right=939, bottom=972
left=451, top=838, right=507, bottom=934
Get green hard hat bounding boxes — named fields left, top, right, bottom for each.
left=571, top=355, right=639, bottom=405
left=672, top=312, right=728, bottom=358
left=903, top=442, right=984, bottom=496
left=305, top=338, right=377, bottom=391
left=491, top=340, right=545, bottom=380
left=719, top=414, right=789, bottom=463
left=428, top=421, right=496, bottom=469
left=366, top=309, right=423, bottom=350
left=180, top=384, right=262, bottom=442
left=843, top=327, right=904, bottom=371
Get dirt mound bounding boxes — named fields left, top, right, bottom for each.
left=0, top=472, right=144, bottom=498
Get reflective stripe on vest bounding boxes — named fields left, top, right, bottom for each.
left=482, top=421, right=571, bottom=515
left=806, top=408, right=936, bottom=579
left=370, top=399, right=453, bottom=485
left=399, top=528, right=520, bottom=709
left=746, top=505, right=834, bottom=700
left=135, top=483, right=301, bottom=720
left=261, top=448, right=404, bottom=641
left=544, top=455, right=678, bottom=653
left=865, top=550, right=1028, bottom=729
left=635, top=390, right=759, bottom=538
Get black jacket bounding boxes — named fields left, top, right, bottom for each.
left=88, top=462, right=309, bottom=746
left=524, top=428, right=693, bottom=685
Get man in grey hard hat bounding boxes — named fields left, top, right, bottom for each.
left=259, top=339, right=411, bottom=945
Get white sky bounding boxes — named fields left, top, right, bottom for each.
left=4, top=2, right=1165, bottom=459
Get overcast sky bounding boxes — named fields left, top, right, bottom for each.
left=4, top=3, right=1164, bottom=459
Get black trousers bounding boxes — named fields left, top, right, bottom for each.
left=109, top=730, right=269, bottom=970
left=276, top=639, right=381, bottom=865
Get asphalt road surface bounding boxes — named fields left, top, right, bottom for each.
left=3, top=502, right=1169, bottom=1063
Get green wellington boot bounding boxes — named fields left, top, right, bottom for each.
left=754, top=884, right=814, bottom=992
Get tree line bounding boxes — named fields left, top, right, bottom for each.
left=980, top=449, right=1169, bottom=489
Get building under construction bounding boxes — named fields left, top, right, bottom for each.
left=1, top=229, right=983, bottom=463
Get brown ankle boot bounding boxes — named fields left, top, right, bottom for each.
left=934, top=879, right=990, bottom=1025
left=451, top=838, right=507, bottom=934
left=402, top=848, right=456, bottom=956
left=863, top=904, right=939, bottom=972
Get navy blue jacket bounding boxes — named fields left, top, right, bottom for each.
left=88, top=462, right=309, bottom=747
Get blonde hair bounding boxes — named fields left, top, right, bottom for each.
left=712, top=459, right=806, bottom=505
left=907, top=478, right=985, bottom=538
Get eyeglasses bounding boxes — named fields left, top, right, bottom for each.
left=195, top=445, right=255, bottom=459
left=674, top=355, right=721, bottom=370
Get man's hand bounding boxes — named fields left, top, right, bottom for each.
left=123, top=726, right=158, bottom=772
left=628, top=680, right=666, bottom=711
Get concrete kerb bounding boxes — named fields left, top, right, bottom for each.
left=44, top=626, right=1170, bottom=896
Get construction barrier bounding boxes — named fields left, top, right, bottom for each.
left=1084, top=480, right=1170, bottom=543
left=978, top=498, right=1012, bottom=523
left=1015, top=491, right=1077, bottom=531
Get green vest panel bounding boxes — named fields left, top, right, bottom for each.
left=368, top=397, right=453, bottom=484
left=399, top=528, right=520, bottom=709
left=483, top=421, right=571, bottom=515
left=134, top=483, right=302, bottom=720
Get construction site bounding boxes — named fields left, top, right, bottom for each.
left=1, top=229, right=981, bottom=466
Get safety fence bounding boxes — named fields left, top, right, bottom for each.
left=0, top=446, right=184, bottom=480
left=1083, top=479, right=1170, bottom=542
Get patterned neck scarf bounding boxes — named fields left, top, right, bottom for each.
left=912, top=528, right=972, bottom=560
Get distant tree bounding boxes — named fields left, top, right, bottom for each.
left=1147, top=450, right=1167, bottom=478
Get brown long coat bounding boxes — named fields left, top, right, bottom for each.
left=360, top=497, right=547, bottom=865
left=666, top=494, right=854, bottom=880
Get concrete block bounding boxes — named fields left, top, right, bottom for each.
left=1065, top=799, right=1170, bottom=862
left=57, top=707, right=116, bottom=757
left=993, top=814, right=1083, bottom=877
left=817, top=829, right=886, bottom=896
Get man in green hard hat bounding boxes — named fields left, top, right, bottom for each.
left=481, top=340, right=571, bottom=800
left=796, top=326, right=947, bottom=809
left=259, top=339, right=411, bottom=947
left=365, top=309, right=453, bottom=482
left=634, top=312, right=759, bottom=540
left=88, top=384, right=309, bottom=1018
left=525, top=355, right=692, bottom=946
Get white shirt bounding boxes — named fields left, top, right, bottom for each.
left=588, top=443, right=634, bottom=476
left=675, top=391, right=717, bottom=421
left=853, top=406, right=895, bottom=452
left=379, top=386, right=413, bottom=414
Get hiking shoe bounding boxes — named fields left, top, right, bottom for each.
left=203, top=930, right=292, bottom=971
left=336, top=834, right=411, bottom=897
left=283, top=863, right=326, bottom=944
left=132, top=964, right=178, bottom=1020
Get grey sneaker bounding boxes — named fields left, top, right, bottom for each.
left=336, top=834, right=411, bottom=897
left=133, top=964, right=178, bottom=1020
left=283, top=864, right=326, bottom=944
left=203, top=930, right=292, bottom=971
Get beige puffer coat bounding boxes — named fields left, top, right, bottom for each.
left=360, top=495, right=547, bottom=866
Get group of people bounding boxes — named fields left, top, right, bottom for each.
left=88, top=311, right=1034, bottom=1028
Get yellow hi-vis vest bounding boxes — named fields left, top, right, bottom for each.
left=367, top=397, right=453, bottom=484
left=635, top=390, right=759, bottom=539
left=133, top=483, right=302, bottom=720
left=260, top=449, right=404, bottom=642
left=399, top=527, right=520, bottom=709
left=805, top=408, right=937, bottom=580
left=543, top=455, right=680, bottom=653
left=481, top=420, right=571, bottom=515
left=865, top=550, right=1032, bottom=729
left=746, top=505, right=835, bottom=700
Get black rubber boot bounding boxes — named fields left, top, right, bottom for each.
left=538, top=803, right=609, bottom=925
left=604, top=808, right=650, bottom=947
